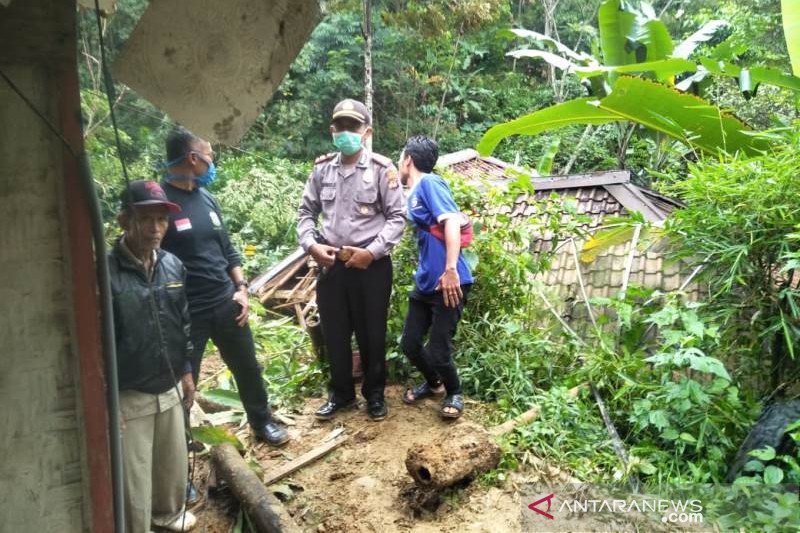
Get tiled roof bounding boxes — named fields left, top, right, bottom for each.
left=438, top=150, right=700, bottom=304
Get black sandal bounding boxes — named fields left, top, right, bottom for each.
left=441, top=394, right=464, bottom=419
left=402, top=381, right=444, bottom=405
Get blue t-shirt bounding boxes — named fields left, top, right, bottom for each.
left=407, top=174, right=474, bottom=294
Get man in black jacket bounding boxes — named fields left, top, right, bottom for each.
left=160, top=126, right=288, bottom=446
left=110, top=180, right=196, bottom=532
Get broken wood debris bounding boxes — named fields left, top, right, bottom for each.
left=263, top=433, right=349, bottom=486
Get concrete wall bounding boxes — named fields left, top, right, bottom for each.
left=0, top=1, right=94, bottom=530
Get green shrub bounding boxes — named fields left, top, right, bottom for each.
left=213, top=154, right=310, bottom=276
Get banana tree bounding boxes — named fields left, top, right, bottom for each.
left=481, top=0, right=799, bottom=162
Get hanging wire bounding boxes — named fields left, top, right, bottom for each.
left=0, top=69, right=77, bottom=158
left=93, top=0, right=130, bottom=185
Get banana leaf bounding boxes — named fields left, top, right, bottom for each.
left=536, top=138, right=561, bottom=176
left=477, top=98, right=619, bottom=155
left=598, top=0, right=637, bottom=71
left=501, top=28, right=591, bottom=62
left=699, top=59, right=800, bottom=93
left=672, top=20, right=728, bottom=59
left=597, top=77, right=769, bottom=155
left=783, top=0, right=800, bottom=76
left=509, top=49, right=694, bottom=81
left=638, top=19, right=674, bottom=62
left=478, top=77, right=769, bottom=156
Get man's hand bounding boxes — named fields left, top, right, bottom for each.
left=232, top=288, right=250, bottom=327
left=343, top=246, right=374, bottom=269
left=309, top=243, right=338, bottom=268
left=181, top=373, right=196, bottom=410
left=435, top=267, right=463, bottom=307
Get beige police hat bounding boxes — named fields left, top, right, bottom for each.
left=331, top=99, right=371, bottom=125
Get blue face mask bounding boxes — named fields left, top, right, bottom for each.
left=192, top=153, right=217, bottom=187
left=163, top=152, right=216, bottom=187
left=332, top=131, right=364, bottom=156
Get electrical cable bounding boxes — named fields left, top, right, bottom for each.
left=93, top=0, right=129, bottom=185
left=0, top=69, right=77, bottom=158
left=0, top=67, right=127, bottom=533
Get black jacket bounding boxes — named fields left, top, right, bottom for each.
left=109, top=239, right=192, bottom=394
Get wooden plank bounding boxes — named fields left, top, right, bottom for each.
left=250, top=248, right=306, bottom=293
left=294, top=303, right=306, bottom=329
left=604, top=183, right=665, bottom=222
left=533, top=171, right=630, bottom=191
left=263, top=436, right=348, bottom=486
left=258, top=258, right=306, bottom=303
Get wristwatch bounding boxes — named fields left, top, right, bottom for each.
left=235, top=280, right=249, bottom=289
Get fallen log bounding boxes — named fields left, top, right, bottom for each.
left=405, top=422, right=502, bottom=489
left=405, top=386, right=581, bottom=489
left=211, top=443, right=287, bottom=533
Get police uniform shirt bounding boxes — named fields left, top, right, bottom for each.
left=297, top=150, right=405, bottom=259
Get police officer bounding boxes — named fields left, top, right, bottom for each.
left=298, top=99, right=405, bottom=421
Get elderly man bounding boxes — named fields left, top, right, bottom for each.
left=298, top=99, right=405, bottom=421
left=160, top=126, right=288, bottom=446
left=109, top=180, right=196, bottom=532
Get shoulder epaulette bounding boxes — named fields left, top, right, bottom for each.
left=314, top=152, right=337, bottom=165
left=370, top=152, right=393, bottom=168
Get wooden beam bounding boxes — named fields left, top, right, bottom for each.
left=263, top=436, right=348, bottom=486
left=533, top=171, right=630, bottom=191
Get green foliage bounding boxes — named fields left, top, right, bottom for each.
left=576, top=293, right=755, bottom=483
left=212, top=155, right=310, bottom=276
left=201, top=307, right=325, bottom=411
left=663, top=126, right=800, bottom=388
left=190, top=426, right=244, bottom=451
left=480, top=0, right=797, bottom=160
left=736, top=419, right=800, bottom=485
left=718, top=420, right=800, bottom=530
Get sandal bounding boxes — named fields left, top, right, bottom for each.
left=402, top=381, right=444, bottom=405
left=441, top=394, right=464, bottom=419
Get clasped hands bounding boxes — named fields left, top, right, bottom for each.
left=309, top=243, right=374, bottom=270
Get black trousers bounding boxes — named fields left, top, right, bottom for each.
left=316, top=256, right=393, bottom=403
left=189, top=298, right=271, bottom=427
left=400, top=285, right=471, bottom=395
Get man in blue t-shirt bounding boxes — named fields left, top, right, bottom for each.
left=398, top=135, right=474, bottom=418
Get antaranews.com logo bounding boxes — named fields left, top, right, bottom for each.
left=526, top=491, right=703, bottom=530
left=521, top=483, right=798, bottom=532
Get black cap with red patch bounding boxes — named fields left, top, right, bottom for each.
left=120, top=180, right=181, bottom=213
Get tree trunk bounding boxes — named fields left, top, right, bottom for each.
left=362, top=0, right=373, bottom=151
left=211, top=443, right=288, bottom=533
left=404, top=388, right=580, bottom=489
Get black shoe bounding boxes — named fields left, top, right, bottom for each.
left=314, top=398, right=356, bottom=420
left=367, top=400, right=388, bottom=421
left=252, top=421, right=290, bottom=447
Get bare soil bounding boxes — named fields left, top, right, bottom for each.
left=190, top=353, right=558, bottom=533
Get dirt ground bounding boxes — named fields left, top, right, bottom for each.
left=189, top=353, right=553, bottom=533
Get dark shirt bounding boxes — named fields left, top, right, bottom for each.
left=109, top=239, right=192, bottom=394
left=161, top=181, right=242, bottom=314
